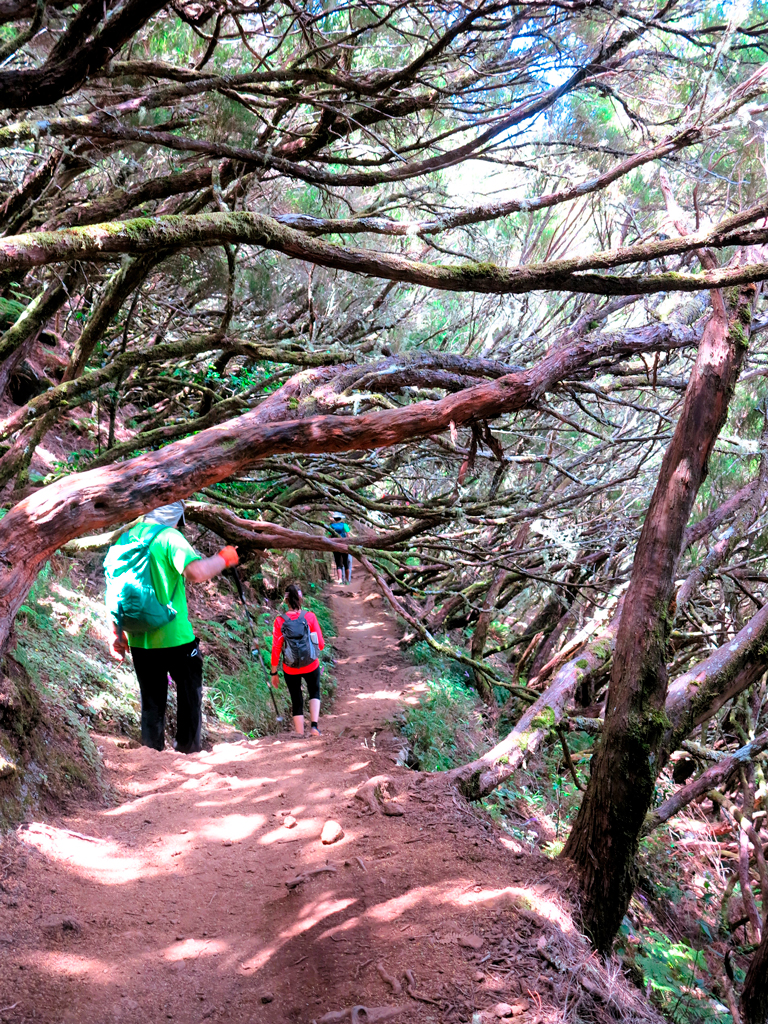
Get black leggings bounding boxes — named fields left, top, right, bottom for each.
left=131, top=639, right=203, bottom=753
left=333, top=551, right=351, bottom=571
left=284, top=666, right=321, bottom=717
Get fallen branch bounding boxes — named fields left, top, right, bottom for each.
left=662, top=600, right=768, bottom=762
left=444, top=612, right=620, bottom=800
left=642, top=731, right=768, bottom=834
left=285, top=865, right=337, bottom=889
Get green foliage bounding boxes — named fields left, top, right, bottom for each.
left=398, top=649, right=485, bottom=770
left=15, top=563, right=140, bottom=739
left=207, top=660, right=283, bottom=734
left=0, top=296, right=25, bottom=328
left=618, top=926, right=731, bottom=1024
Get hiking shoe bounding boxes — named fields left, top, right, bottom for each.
left=310, top=725, right=322, bottom=738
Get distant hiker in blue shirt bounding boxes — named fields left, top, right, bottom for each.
left=329, top=511, right=352, bottom=586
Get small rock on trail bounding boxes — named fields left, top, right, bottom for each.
left=321, top=820, right=345, bottom=844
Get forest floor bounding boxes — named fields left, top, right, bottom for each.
left=0, top=580, right=660, bottom=1024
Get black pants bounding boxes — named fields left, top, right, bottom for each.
left=333, top=551, right=351, bottom=572
left=131, top=639, right=203, bottom=753
left=284, top=666, right=321, bottom=717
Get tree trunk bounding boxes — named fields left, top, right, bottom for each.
left=742, top=923, right=768, bottom=1024
left=561, top=277, right=759, bottom=953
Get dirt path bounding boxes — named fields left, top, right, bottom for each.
left=0, top=582, right=572, bottom=1024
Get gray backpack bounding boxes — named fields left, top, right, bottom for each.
left=282, top=612, right=317, bottom=667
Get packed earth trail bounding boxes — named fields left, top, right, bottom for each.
left=0, top=582, right=657, bottom=1024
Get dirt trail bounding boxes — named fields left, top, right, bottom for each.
left=0, top=581, right=574, bottom=1024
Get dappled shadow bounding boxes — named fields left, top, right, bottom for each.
left=0, top=579, right=656, bottom=1024
left=2, top=732, right=586, bottom=1024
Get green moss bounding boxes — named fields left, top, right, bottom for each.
left=576, top=658, right=589, bottom=669
left=530, top=705, right=556, bottom=730
left=729, top=319, right=748, bottom=349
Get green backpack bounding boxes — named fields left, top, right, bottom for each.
left=104, top=525, right=180, bottom=634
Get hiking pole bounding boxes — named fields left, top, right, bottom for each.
left=228, top=567, right=283, bottom=723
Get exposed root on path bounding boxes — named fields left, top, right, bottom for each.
left=374, top=963, right=401, bottom=995
left=316, top=1006, right=406, bottom=1023
left=285, top=864, right=338, bottom=888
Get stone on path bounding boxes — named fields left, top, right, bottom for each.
left=41, top=915, right=82, bottom=940
left=457, top=933, right=483, bottom=950
left=284, top=815, right=297, bottom=828
left=321, top=820, right=344, bottom=845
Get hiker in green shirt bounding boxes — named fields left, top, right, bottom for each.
left=108, top=501, right=238, bottom=753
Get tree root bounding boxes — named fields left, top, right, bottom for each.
left=285, top=865, right=337, bottom=889
left=355, top=775, right=399, bottom=815
left=376, top=963, right=402, bottom=995
left=316, top=1005, right=407, bottom=1023
left=404, top=969, right=442, bottom=1006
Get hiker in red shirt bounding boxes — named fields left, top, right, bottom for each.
left=270, top=583, right=325, bottom=737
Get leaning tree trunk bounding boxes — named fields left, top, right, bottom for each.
left=0, top=320, right=694, bottom=650
left=561, top=274, right=760, bottom=953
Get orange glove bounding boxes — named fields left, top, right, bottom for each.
left=218, top=545, right=239, bottom=568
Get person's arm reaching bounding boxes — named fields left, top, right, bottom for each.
left=183, top=545, right=238, bottom=582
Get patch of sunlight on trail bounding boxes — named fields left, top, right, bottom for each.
left=19, top=823, right=146, bottom=884
left=200, top=813, right=265, bottom=843
left=163, top=938, right=228, bottom=961
left=239, top=898, right=357, bottom=973
left=27, top=952, right=114, bottom=978
left=354, top=689, right=403, bottom=701
left=456, top=885, right=576, bottom=934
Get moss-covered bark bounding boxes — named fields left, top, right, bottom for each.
left=561, top=280, right=760, bottom=953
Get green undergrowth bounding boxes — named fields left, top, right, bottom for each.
left=15, top=562, right=141, bottom=738
left=396, top=642, right=488, bottom=770
left=618, top=924, right=733, bottom=1024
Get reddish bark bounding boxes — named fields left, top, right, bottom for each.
left=561, top=278, right=759, bottom=953
left=0, top=322, right=695, bottom=650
